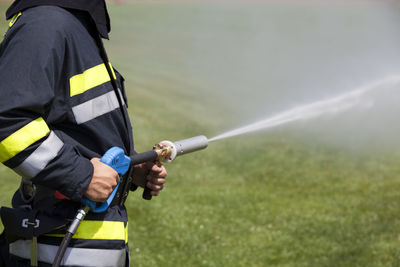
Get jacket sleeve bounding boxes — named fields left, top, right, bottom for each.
left=0, top=14, right=93, bottom=202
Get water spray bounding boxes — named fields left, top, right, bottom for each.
left=210, top=75, right=400, bottom=142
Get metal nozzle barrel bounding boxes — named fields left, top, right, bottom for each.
left=159, top=135, right=208, bottom=162
left=174, top=135, right=208, bottom=156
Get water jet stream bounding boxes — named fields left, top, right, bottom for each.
left=209, top=75, right=400, bottom=142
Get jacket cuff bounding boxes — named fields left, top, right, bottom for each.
left=32, top=144, right=94, bottom=202
left=64, top=157, right=93, bottom=202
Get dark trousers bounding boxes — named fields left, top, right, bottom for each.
left=0, top=232, right=18, bottom=267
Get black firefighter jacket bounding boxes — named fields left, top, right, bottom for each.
left=0, top=5, right=134, bottom=267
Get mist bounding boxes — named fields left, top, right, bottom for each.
left=180, top=0, right=400, bottom=151
left=111, top=0, right=400, bottom=152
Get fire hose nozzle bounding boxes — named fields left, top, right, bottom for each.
left=83, top=135, right=209, bottom=208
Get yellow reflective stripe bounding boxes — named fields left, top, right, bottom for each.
left=9, top=12, right=22, bottom=28
left=125, top=223, right=128, bottom=244
left=46, top=221, right=126, bottom=241
left=70, top=63, right=116, bottom=97
left=75, top=220, right=125, bottom=240
left=0, top=118, right=50, bottom=163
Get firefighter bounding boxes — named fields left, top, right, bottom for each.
left=0, top=0, right=167, bottom=266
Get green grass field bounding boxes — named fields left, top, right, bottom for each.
left=2, top=2, right=400, bottom=266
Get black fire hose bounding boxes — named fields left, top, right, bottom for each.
left=52, top=206, right=89, bottom=267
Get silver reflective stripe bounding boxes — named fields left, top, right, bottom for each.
left=72, top=89, right=125, bottom=125
left=10, top=240, right=126, bottom=267
left=13, top=131, right=64, bottom=178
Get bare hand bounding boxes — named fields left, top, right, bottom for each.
left=132, top=162, right=167, bottom=197
left=84, top=158, right=120, bottom=202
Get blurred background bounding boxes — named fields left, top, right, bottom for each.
left=2, top=0, right=400, bottom=266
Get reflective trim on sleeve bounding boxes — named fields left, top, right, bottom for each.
left=0, top=118, right=50, bottom=163
left=13, top=131, right=64, bottom=178
left=10, top=240, right=126, bottom=267
left=45, top=220, right=127, bottom=241
left=70, top=63, right=116, bottom=97
left=72, top=90, right=125, bottom=124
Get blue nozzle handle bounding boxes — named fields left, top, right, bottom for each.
left=82, top=147, right=131, bottom=213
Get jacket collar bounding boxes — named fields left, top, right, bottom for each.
left=6, top=0, right=110, bottom=39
